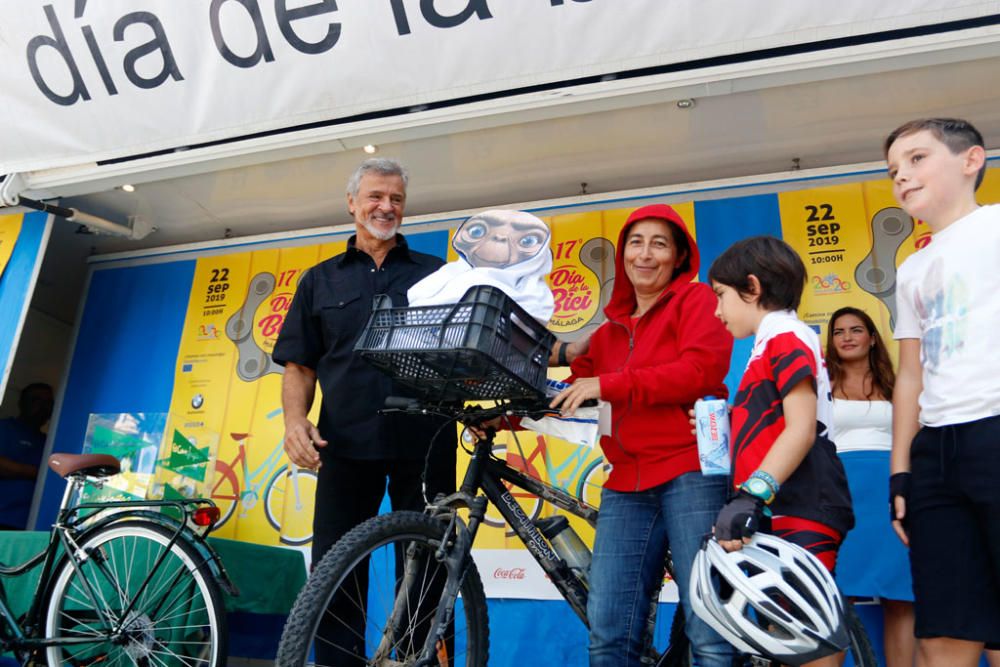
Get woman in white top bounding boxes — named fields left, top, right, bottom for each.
left=826, top=307, right=914, bottom=667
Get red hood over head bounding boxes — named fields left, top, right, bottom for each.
left=605, top=204, right=701, bottom=321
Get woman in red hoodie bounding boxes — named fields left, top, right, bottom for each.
left=552, top=204, right=735, bottom=667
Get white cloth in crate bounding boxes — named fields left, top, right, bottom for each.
left=406, top=210, right=554, bottom=323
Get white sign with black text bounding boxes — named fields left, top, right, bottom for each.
left=0, top=0, right=991, bottom=172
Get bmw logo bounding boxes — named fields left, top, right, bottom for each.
left=191, top=394, right=204, bottom=409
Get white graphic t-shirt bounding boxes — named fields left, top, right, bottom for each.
left=894, top=204, right=1000, bottom=426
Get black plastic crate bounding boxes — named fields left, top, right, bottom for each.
left=355, top=285, right=555, bottom=401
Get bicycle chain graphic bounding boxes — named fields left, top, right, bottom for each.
left=226, top=271, right=284, bottom=382
left=570, top=236, right=616, bottom=341
left=854, top=207, right=913, bottom=330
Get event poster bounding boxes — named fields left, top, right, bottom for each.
left=781, top=170, right=1000, bottom=361
left=167, top=243, right=345, bottom=546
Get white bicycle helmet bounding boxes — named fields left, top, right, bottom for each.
left=689, top=533, right=849, bottom=666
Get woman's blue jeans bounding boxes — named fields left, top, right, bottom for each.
left=588, top=472, right=734, bottom=667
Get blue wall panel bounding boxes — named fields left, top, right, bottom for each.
left=407, top=228, right=450, bottom=257
left=694, top=195, right=784, bottom=396
left=36, top=261, right=196, bottom=526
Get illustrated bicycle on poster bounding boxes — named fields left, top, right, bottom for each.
left=210, top=407, right=317, bottom=545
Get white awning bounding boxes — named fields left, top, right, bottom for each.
left=2, top=0, right=996, bottom=173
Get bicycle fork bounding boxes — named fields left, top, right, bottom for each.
left=373, top=501, right=482, bottom=667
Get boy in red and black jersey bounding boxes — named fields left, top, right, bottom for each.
left=708, top=236, right=854, bottom=575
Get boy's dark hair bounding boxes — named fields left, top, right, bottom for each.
left=884, top=118, right=986, bottom=190
left=708, top=236, right=805, bottom=311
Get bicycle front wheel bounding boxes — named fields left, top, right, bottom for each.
left=42, top=520, right=226, bottom=667
left=277, top=510, right=489, bottom=666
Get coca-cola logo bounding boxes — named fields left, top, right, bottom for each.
left=493, top=567, right=526, bottom=580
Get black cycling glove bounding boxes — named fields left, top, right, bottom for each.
left=889, top=472, right=912, bottom=523
left=714, top=491, right=764, bottom=542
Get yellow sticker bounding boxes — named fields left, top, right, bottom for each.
left=0, top=214, right=24, bottom=279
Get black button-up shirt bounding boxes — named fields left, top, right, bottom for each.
left=272, top=234, right=446, bottom=460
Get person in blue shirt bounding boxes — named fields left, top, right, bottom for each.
left=0, top=383, right=53, bottom=530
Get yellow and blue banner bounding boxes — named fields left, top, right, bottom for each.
left=0, top=212, right=52, bottom=397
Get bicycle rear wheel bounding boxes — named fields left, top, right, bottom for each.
left=42, top=520, right=226, bottom=667
left=277, top=510, right=489, bottom=666
left=843, top=603, right=877, bottom=667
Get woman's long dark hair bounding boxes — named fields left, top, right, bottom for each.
left=825, top=307, right=895, bottom=400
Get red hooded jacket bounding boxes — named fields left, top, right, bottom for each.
left=569, top=204, right=733, bottom=492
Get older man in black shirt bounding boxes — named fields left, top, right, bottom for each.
left=272, top=158, right=456, bottom=593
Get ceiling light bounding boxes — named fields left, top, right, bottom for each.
left=676, top=99, right=695, bottom=109
left=120, top=183, right=135, bottom=192
left=363, top=144, right=378, bottom=154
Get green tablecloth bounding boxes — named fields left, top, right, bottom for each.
left=0, top=530, right=306, bottom=618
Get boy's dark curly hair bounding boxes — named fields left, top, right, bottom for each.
left=707, top=236, right=805, bottom=311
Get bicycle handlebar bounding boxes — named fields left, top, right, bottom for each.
left=380, top=395, right=558, bottom=425
left=383, top=396, right=421, bottom=410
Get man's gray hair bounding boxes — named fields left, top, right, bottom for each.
left=346, top=158, right=409, bottom=197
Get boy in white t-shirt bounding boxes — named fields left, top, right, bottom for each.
left=886, top=118, right=1000, bottom=666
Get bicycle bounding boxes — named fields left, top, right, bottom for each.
left=0, top=452, right=236, bottom=666
left=210, top=407, right=318, bottom=545
left=275, top=398, right=877, bottom=667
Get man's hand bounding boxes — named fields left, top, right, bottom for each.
left=283, top=415, right=327, bottom=469
left=281, top=361, right=323, bottom=468
left=714, top=492, right=764, bottom=552
left=550, top=377, right=601, bottom=416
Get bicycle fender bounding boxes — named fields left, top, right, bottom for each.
left=80, top=511, right=240, bottom=597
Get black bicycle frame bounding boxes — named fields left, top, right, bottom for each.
left=421, top=430, right=689, bottom=667
left=441, top=433, right=597, bottom=624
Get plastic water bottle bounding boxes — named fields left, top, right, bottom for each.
left=535, top=516, right=591, bottom=584
left=694, top=396, right=731, bottom=476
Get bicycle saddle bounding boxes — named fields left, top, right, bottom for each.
left=48, top=453, right=121, bottom=479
